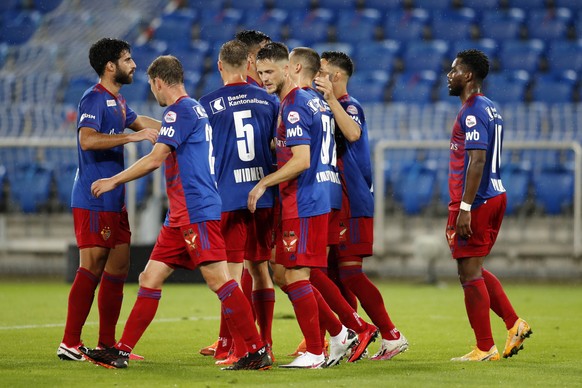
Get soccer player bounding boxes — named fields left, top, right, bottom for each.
left=199, top=40, right=279, bottom=364
left=80, top=55, right=272, bottom=371
left=235, top=29, right=271, bottom=87
left=314, top=51, right=409, bottom=361
left=249, top=42, right=357, bottom=369
left=445, top=49, right=531, bottom=361
left=288, top=47, right=379, bottom=364
left=57, top=38, right=160, bottom=362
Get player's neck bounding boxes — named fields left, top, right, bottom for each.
left=248, top=71, right=262, bottom=86
left=278, top=78, right=296, bottom=101
left=460, top=85, right=482, bottom=104
left=335, top=84, right=348, bottom=99
left=165, top=85, right=189, bottom=105
left=99, top=77, right=122, bottom=96
left=223, top=72, right=246, bottom=85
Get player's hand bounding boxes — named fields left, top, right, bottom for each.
left=248, top=182, right=267, bottom=213
left=130, top=127, right=159, bottom=145
left=91, top=178, right=117, bottom=198
left=456, top=210, right=472, bottom=240
left=314, top=76, right=334, bottom=101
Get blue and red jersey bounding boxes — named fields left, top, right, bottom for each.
left=199, top=82, right=279, bottom=212
left=277, top=87, right=330, bottom=219
left=247, top=75, right=262, bottom=88
left=71, top=83, right=137, bottom=212
left=157, top=96, right=222, bottom=227
left=448, top=94, right=506, bottom=211
left=336, top=94, right=374, bottom=218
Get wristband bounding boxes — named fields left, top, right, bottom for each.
left=460, top=201, right=472, bottom=211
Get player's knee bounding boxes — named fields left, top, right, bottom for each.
left=272, top=270, right=286, bottom=288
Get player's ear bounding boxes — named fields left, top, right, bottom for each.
left=217, top=59, right=223, bottom=72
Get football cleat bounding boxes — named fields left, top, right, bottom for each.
left=97, top=343, right=144, bottom=361
left=348, top=324, right=379, bottom=362
left=215, top=351, right=239, bottom=366
left=57, top=342, right=87, bottom=361
left=80, top=346, right=130, bottom=369
left=280, top=351, right=325, bottom=369
left=371, top=333, right=409, bottom=361
left=326, top=327, right=359, bottom=367
left=451, top=345, right=500, bottom=362
left=222, top=346, right=272, bottom=371
left=503, top=318, right=532, bottom=358
left=199, top=339, right=219, bottom=357
left=288, top=338, right=329, bottom=357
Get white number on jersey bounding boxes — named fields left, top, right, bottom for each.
left=233, top=110, right=256, bottom=162
left=320, top=115, right=337, bottom=167
left=205, top=123, right=215, bottom=175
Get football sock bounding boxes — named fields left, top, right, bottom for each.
left=215, top=310, right=233, bottom=358
left=482, top=269, right=519, bottom=330
left=339, top=264, right=399, bottom=340
left=97, top=271, right=127, bottom=348
left=312, top=285, right=342, bottom=337
left=252, top=288, right=275, bottom=346
left=462, top=277, right=495, bottom=352
left=117, top=287, right=161, bottom=351
left=62, top=267, right=99, bottom=346
left=241, top=268, right=254, bottom=310
left=217, top=280, right=263, bottom=354
left=286, top=280, right=322, bottom=355
left=310, top=268, right=366, bottom=333
left=327, top=252, right=358, bottom=310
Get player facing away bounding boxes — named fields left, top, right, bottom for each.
left=57, top=38, right=160, bottom=362
left=235, top=29, right=271, bottom=88
left=315, top=51, right=409, bottom=361
left=288, top=47, right=379, bottom=365
left=249, top=42, right=357, bottom=369
left=80, top=55, right=272, bottom=371
left=199, top=40, right=279, bottom=365
left=446, top=49, right=532, bottom=361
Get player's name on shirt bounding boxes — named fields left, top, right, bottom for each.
left=316, top=169, right=341, bottom=184
left=233, top=166, right=266, bottom=183
left=209, top=93, right=271, bottom=113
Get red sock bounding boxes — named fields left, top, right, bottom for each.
left=312, top=286, right=342, bottom=337
left=311, top=268, right=366, bottom=333
left=215, top=311, right=233, bottom=358
left=117, top=287, right=161, bottom=351
left=252, top=288, right=275, bottom=346
left=217, top=280, right=263, bottom=354
left=286, top=280, right=322, bottom=355
left=62, top=267, right=99, bottom=346
left=97, top=271, right=127, bottom=347
left=462, top=278, right=494, bottom=351
left=241, top=269, right=254, bottom=316
left=328, top=248, right=358, bottom=310
left=340, top=264, right=399, bottom=340
left=482, top=269, right=519, bottom=330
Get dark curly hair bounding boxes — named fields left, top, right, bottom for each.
left=89, top=38, right=131, bottom=76
left=456, top=49, right=489, bottom=81
left=321, top=51, right=354, bottom=77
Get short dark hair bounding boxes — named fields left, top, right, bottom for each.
left=456, top=49, right=489, bottom=81
left=291, top=47, right=320, bottom=77
left=89, top=38, right=131, bottom=76
left=256, top=42, right=289, bottom=63
left=219, top=40, right=249, bottom=68
left=321, top=51, right=354, bottom=77
left=235, top=30, right=271, bottom=50
left=147, top=55, right=184, bottom=86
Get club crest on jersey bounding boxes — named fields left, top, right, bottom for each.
left=164, top=111, right=177, bottom=123
left=183, top=228, right=198, bottom=251
left=210, top=97, right=226, bottom=114
left=282, top=231, right=298, bottom=252
left=101, top=226, right=111, bottom=241
left=193, top=105, right=208, bottom=118
left=287, top=111, right=300, bottom=124
left=446, top=226, right=455, bottom=247
left=465, top=115, right=477, bottom=128
left=346, top=105, right=358, bottom=115
left=106, top=99, right=117, bottom=107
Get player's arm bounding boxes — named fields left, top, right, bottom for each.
left=91, top=143, right=171, bottom=198
left=456, top=149, right=486, bottom=239
left=78, top=126, right=159, bottom=151
left=314, top=76, right=361, bottom=142
left=248, top=144, right=310, bottom=212
left=128, top=115, right=162, bottom=131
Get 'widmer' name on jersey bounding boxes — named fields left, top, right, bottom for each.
left=234, top=167, right=265, bottom=183
left=316, top=170, right=341, bottom=184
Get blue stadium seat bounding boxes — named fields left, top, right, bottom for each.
left=555, top=0, right=582, bottom=8
left=153, top=10, right=197, bottom=50
left=533, top=166, right=574, bottom=215
left=460, top=0, right=500, bottom=12
left=0, top=0, right=20, bottom=12
left=33, top=0, right=63, bottom=13
left=402, top=40, right=449, bottom=72
left=0, top=10, right=41, bottom=45
left=485, top=70, right=530, bottom=104
left=480, top=9, right=525, bottom=41
left=354, top=40, right=400, bottom=73
left=318, top=0, right=356, bottom=10
left=531, top=70, right=577, bottom=104
left=348, top=70, right=390, bottom=103
left=183, top=71, right=202, bottom=97
left=499, top=39, right=544, bottom=73
left=364, top=0, right=402, bottom=10
left=336, top=8, right=381, bottom=44
left=0, top=43, right=7, bottom=69
left=187, top=0, right=224, bottom=10
left=172, top=41, right=209, bottom=74
left=288, top=9, right=333, bottom=45
left=312, top=42, right=354, bottom=57
left=9, top=163, right=53, bottom=213
left=508, top=0, right=546, bottom=8
left=0, top=73, right=14, bottom=103
left=121, top=74, right=150, bottom=104
left=413, top=0, right=451, bottom=9
left=55, top=162, right=76, bottom=209
left=391, top=70, right=438, bottom=103
left=131, top=42, right=166, bottom=73
left=384, top=9, right=429, bottom=42
left=272, top=0, right=311, bottom=10
left=503, top=163, right=531, bottom=215
left=62, top=77, right=95, bottom=106
left=199, top=72, right=224, bottom=97
left=199, top=8, right=243, bottom=34
left=546, top=39, right=582, bottom=73
left=240, top=9, right=287, bottom=41
left=431, top=8, right=476, bottom=41
left=451, top=39, right=498, bottom=63
left=527, top=8, right=572, bottom=41
left=228, top=0, right=265, bottom=10
left=395, top=162, right=438, bottom=214
left=383, top=150, right=418, bottom=197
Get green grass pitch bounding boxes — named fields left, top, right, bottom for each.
left=0, top=279, right=580, bottom=387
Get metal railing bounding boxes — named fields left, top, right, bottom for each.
left=373, top=140, right=582, bottom=258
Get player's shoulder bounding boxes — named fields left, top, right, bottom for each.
left=79, top=84, right=104, bottom=104
left=167, top=97, right=207, bottom=123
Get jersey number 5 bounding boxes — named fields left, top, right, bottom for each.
left=234, top=110, right=256, bottom=162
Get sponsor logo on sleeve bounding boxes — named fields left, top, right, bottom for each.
left=210, top=97, right=225, bottom=114
left=346, top=105, right=358, bottom=115
left=80, top=113, right=96, bottom=122
left=106, top=99, right=117, bottom=107
left=193, top=105, right=208, bottom=118
left=287, top=111, right=300, bottom=124
left=164, top=111, right=177, bottom=123
left=159, top=125, right=175, bottom=137
left=465, top=115, right=477, bottom=128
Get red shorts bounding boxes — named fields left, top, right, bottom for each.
left=149, top=220, right=227, bottom=271
left=336, top=216, right=374, bottom=258
left=328, top=209, right=341, bottom=246
left=73, top=208, right=131, bottom=249
left=221, top=208, right=274, bottom=263
left=276, top=213, right=329, bottom=269
left=446, top=193, right=506, bottom=260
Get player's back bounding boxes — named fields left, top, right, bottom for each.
left=200, top=82, right=279, bottom=212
